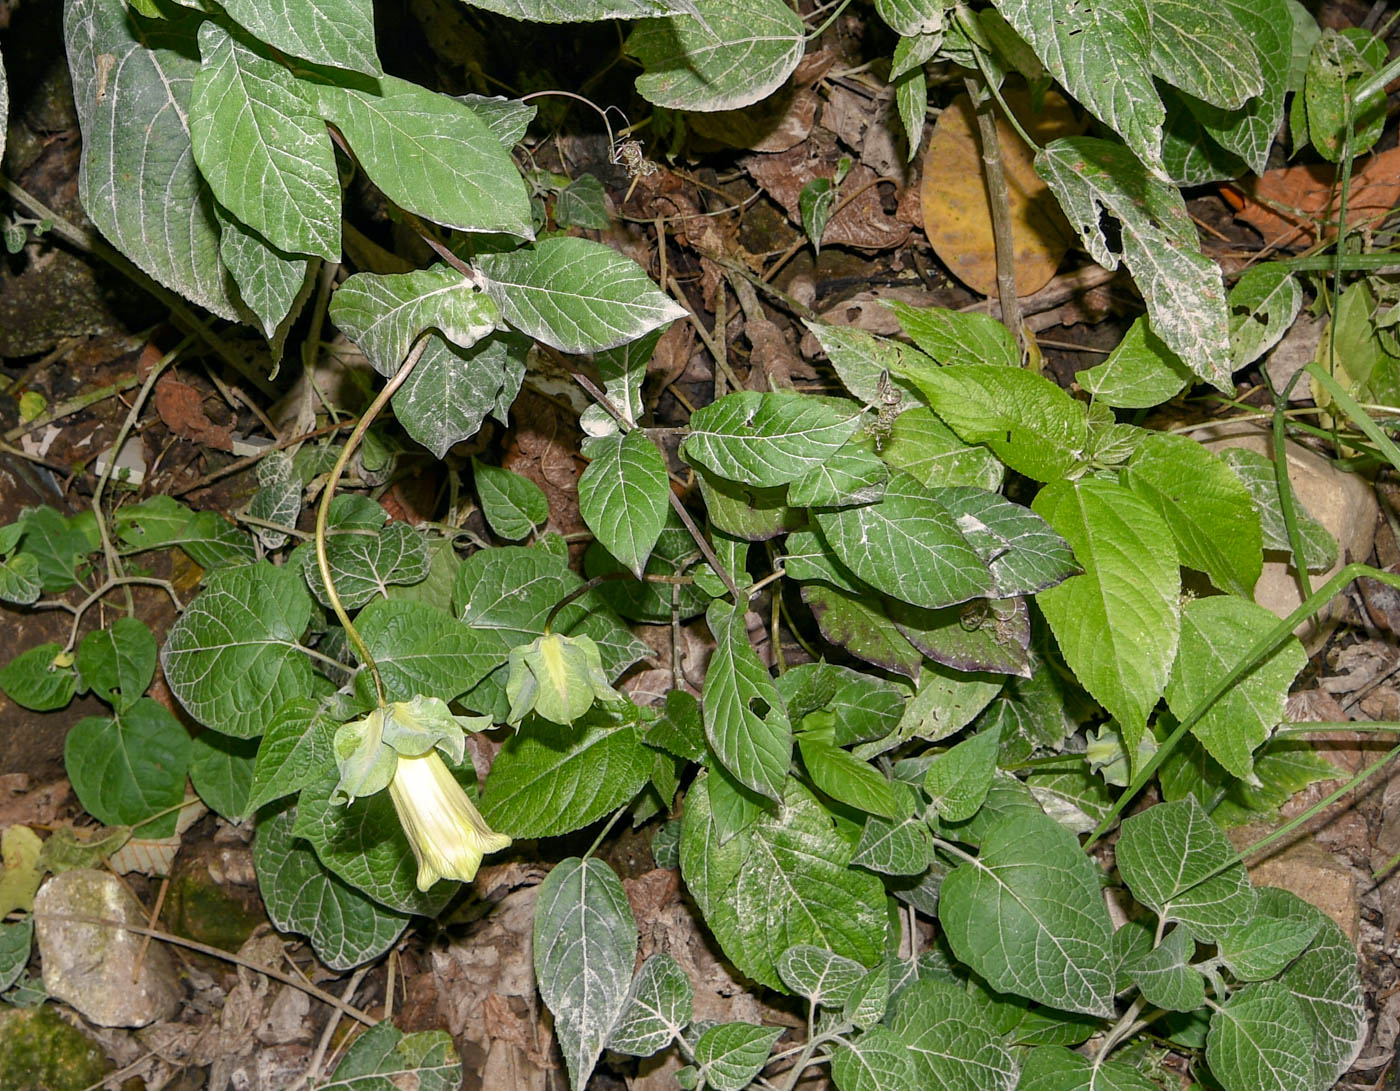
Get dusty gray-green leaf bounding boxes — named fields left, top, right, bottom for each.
left=66, top=0, right=240, bottom=319
left=255, top=805, right=409, bottom=971
left=886, top=978, right=1020, bottom=1090
left=191, top=24, right=340, bottom=260
left=800, top=320, right=925, bottom=408
left=1218, top=447, right=1336, bottom=572
left=162, top=562, right=313, bottom=739
left=246, top=450, right=301, bottom=551
left=1077, top=316, right=1193, bottom=409
left=1165, top=595, right=1305, bottom=780
left=924, top=725, right=1000, bottom=822
left=1032, top=479, right=1179, bottom=751
left=246, top=697, right=340, bottom=814
left=776, top=946, right=866, bottom=1007
left=78, top=616, right=155, bottom=713
left=473, top=459, right=549, bottom=541
left=881, top=408, right=1003, bottom=491
left=220, top=0, right=381, bottom=74
left=0, top=552, right=41, bottom=606
left=993, top=0, right=1162, bottom=169
left=1124, top=924, right=1204, bottom=1011
left=830, top=1026, right=918, bottom=1091
left=1150, top=0, right=1262, bottom=108
left=325, top=1021, right=462, bottom=1090
left=683, top=391, right=863, bottom=488
left=1116, top=796, right=1255, bottom=941
left=628, top=0, right=806, bottom=112
left=874, top=0, right=947, bottom=35
left=1217, top=909, right=1320, bottom=982
left=534, top=857, right=637, bottom=1091
left=330, top=266, right=498, bottom=376
left=937, top=486, right=1078, bottom=597
left=1123, top=432, right=1262, bottom=597
left=703, top=601, right=791, bottom=802
left=1207, top=982, right=1315, bottom=1091
left=607, top=953, right=693, bottom=1057
left=1017, top=1045, right=1161, bottom=1091
left=694, top=1023, right=783, bottom=1091
left=940, top=810, right=1117, bottom=1017
left=787, top=441, right=889, bottom=508
left=355, top=600, right=496, bottom=704
left=1230, top=263, right=1303, bottom=371
left=680, top=774, right=886, bottom=990
left=316, top=75, right=532, bottom=236
left=216, top=209, right=316, bottom=345
left=465, top=0, right=698, bottom=19
left=393, top=331, right=528, bottom=459
left=815, top=473, right=993, bottom=610
left=800, top=582, right=924, bottom=680
left=477, top=236, right=686, bottom=353
left=481, top=710, right=651, bottom=837
left=578, top=431, right=670, bottom=577
left=1037, top=137, right=1231, bottom=389
left=896, top=363, right=1090, bottom=483
left=852, top=815, right=933, bottom=875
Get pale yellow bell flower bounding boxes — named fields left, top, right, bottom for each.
left=387, top=750, right=511, bottom=890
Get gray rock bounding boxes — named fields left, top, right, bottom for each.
left=34, top=869, right=181, bottom=1027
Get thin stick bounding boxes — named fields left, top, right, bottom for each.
left=964, top=75, right=1024, bottom=355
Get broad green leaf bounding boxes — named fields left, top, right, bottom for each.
left=629, top=0, right=806, bottom=112
left=465, top=0, right=699, bottom=19
left=975, top=650, right=1076, bottom=762
left=330, top=266, right=499, bottom=376
left=64, top=699, right=190, bottom=837
left=254, top=805, right=409, bottom=971
left=481, top=709, right=651, bottom=837
left=585, top=517, right=712, bottom=624
left=800, top=583, right=924, bottom=680
left=578, top=431, right=670, bottom=576
left=842, top=965, right=891, bottom=1030
left=1165, top=596, right=1305, bottom=780
left=886, top=301, right=1019, bottom=368
left=190, top=24, right=340, bottom=260
left=815, top=473, right=992, bottom=610
left=940, top=811, right=1117, bottom=1016
left=1077, top=316, right=1193, bottom=409
left=0, top=552, right=40, bottom=605
left=246, top=450, right=301, bottom=551
left=1218, top=911, right=1320, bottom=982
left=15, top=506, right=93, bottom=593
left=246, top=697, right=340, bottom=814
left=216, top=209, right=315, bottom=346
left=894, top=61, right=927, bottom=161
left=580, top=324, right=667, bottom=434
left=1024, top=765, right=1113, bottom=835
left=393, top=331, right=529, bottom=458
left=694, top=466, right=800, bottom=541
left=1207, top=982, right=1315, bottom=1091
left=473, top=459, right=549, bottom=541
left=1304, top=29, right=1387, bottom=162
left=776, top=663, right=905, bottom=747
left=1124, top=924, right=1204, bottom=1011
left=114, top=495, right=255, bottom=569
left=924, top=726, right=1000, bottom=822
left=881, top=408, right=1003, bottom=491
left=703, top=601, right=791, bottom=802
left=937, top=486, right=1078, bottom=597
left=1116, top=797, right=1255, bottom=940
left=162, top=562, right=313, bottom=739
left=355, top=600, right=495, bottom=704
left=893, top=590, right=1030, bottom=680
left=316, top=75, right=532, bottom=236
left=1036, top=137, right=1231, bottom=389
left=296, top=496, right=430, bottom=611
left=1269, top=888, right=1366, bottom=1087
left=682, top=391, right=863, bottom=488
left=66, top=0, right=239, bottom=318
left=324, top=1021, right=461, bottom=1091
left=874, top=0, right=947, bottom=35
left=830, top=1026, right=918, bottom=1091
left=0, top=642, right=77, bottom=712
left=787, top=441, right=889, bottom=508
left=219, top=0, right=381, bottom=75
left=534, top=858, right=637, bottom=1091
left=0, top=920, right=32, bottom=995
left=800, top=177, right=838, bottom=255
left=1218, top=447, right=1336, bottom=572
left=607, top=953, right=693, bottom=1057
left=1229, top=264, right=1303, bottom=371
left=992, top=0, right=1162, bottom=169
left=293, top=771, right=461, bottom=915
left=188, top=731, right=257, bottom=821
left=1123, top=432, right=1262, bottom=597
left=77, top=617, right=155, bottom=712
left=1149, top=0, right=1262, bottom=109
left=679, top=775, right=886, bottom=990
left=852, top=815, right=932, bottom=875
left=886, top=978, right=1019, bottom=1090
left=800, top=320, right=925, bottom=407
left=796, top=732, right=899, bottom=818
left=776, top=946, right=866, bottom=1007
left=895, top=363, right=1090, bottom=483
left=897, top=663, right=1002, bottom=745
left=1017, top=1045, right=1161, bottom=1091
left=1033, top=479, right=1178, bottom=751
left=476, top=236, right=686, bottom=353
left=1183, top=0, right=1291, bottom=173
left=694, top=1023, right=783, bottom=1091
left=554, top=173, right=611, bottom=230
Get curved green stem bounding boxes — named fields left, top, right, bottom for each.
left=314, top=337, right=430, bottom=708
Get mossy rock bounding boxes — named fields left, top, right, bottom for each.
left=0, top=1005, right=110, bottom=1091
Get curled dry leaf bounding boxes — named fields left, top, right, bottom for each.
left=921, top=87, right=1082, bottom=298
left=154, top=374, right=234, bottom=451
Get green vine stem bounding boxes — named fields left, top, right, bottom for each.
left=314, top=337, right=430, bottom=708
